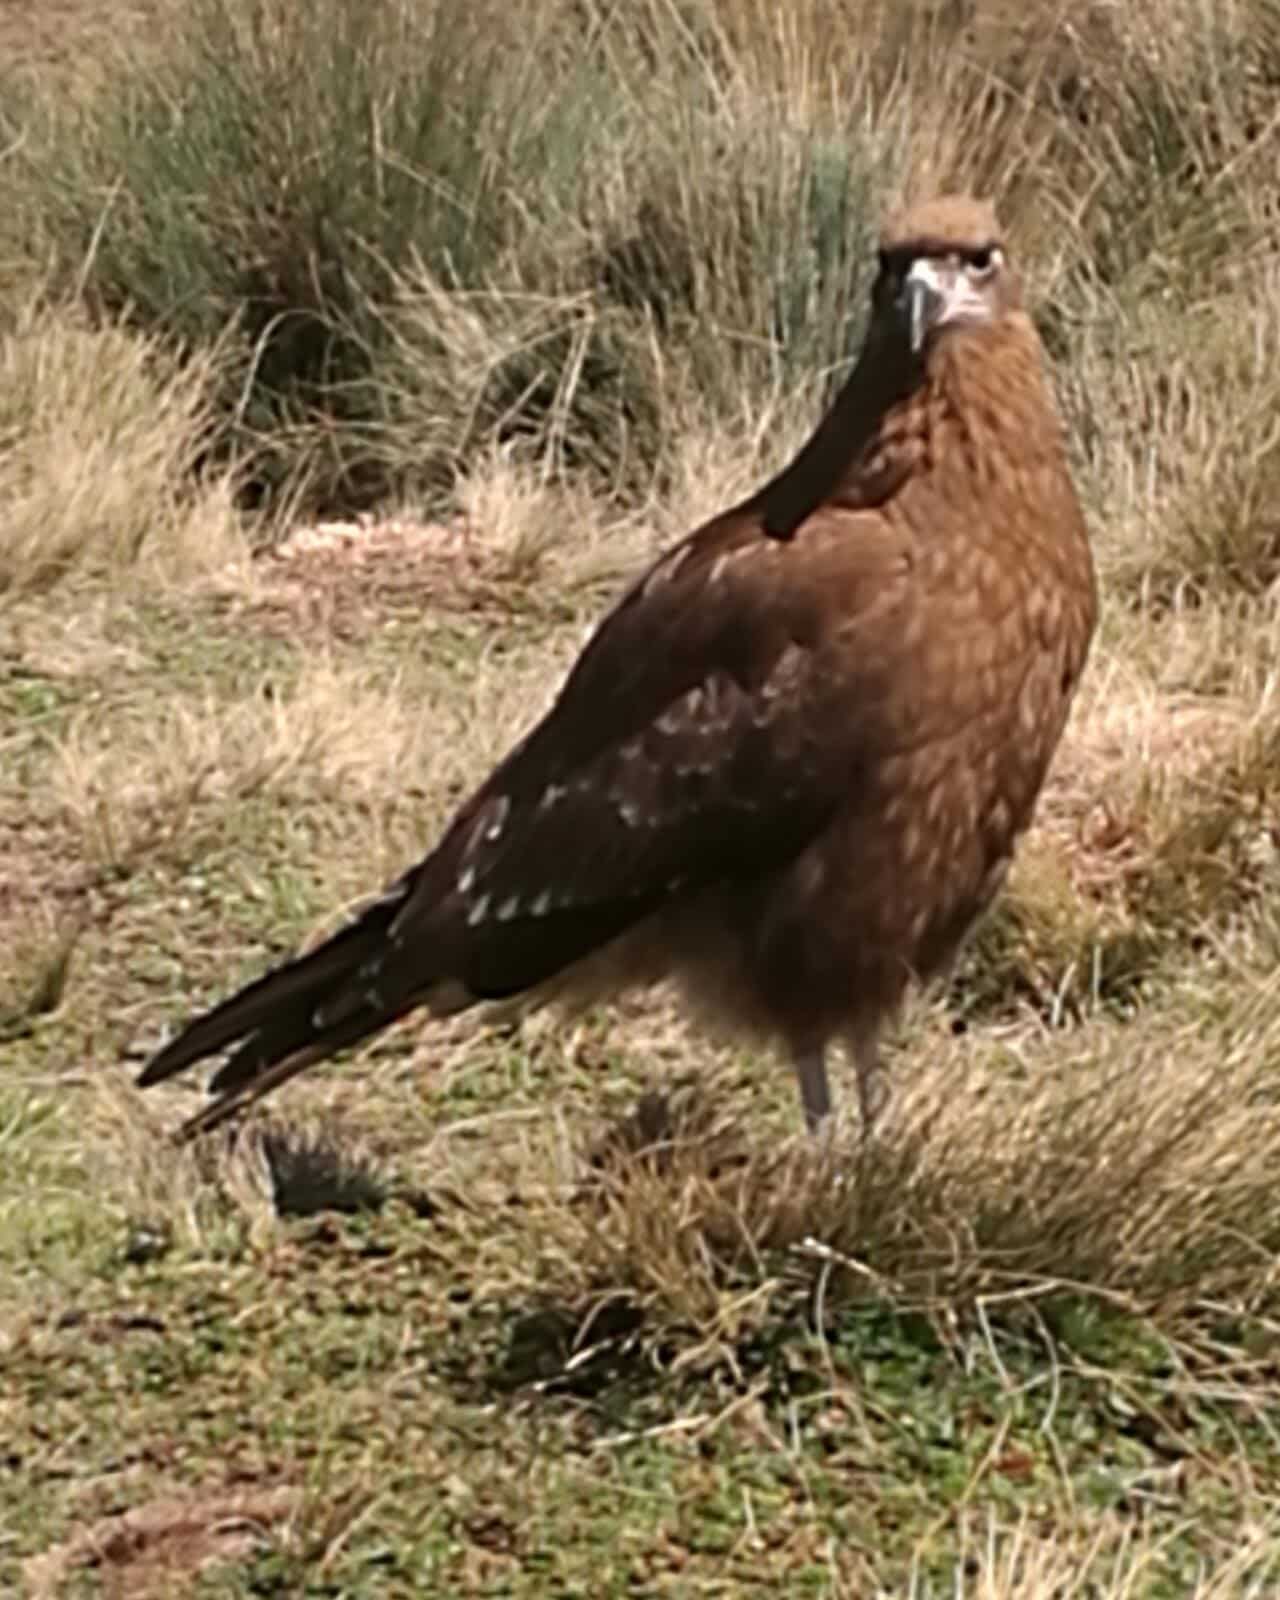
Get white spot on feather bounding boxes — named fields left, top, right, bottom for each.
left=457, top=865, right=476, bottom=894
left=467, top=893, right=492, bottom=926
left=644, top=542, right=692, bottom=592
left=539, top=782, right=568, bottom=811
left=761, top=642, right=807, bottom=703
left=485, top=795, right=510, bottom=842
left=496, top=895, right=521, bottom=921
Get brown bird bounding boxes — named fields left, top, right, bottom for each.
left=138, top=195, right=1097, bottom=1140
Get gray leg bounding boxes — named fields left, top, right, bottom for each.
left=851, top=1028, right=889, bottom=1133
left=791, top=1047, right=831, bottom=1134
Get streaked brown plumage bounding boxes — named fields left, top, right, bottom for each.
left=138, top=194, right=1097, bottom=1138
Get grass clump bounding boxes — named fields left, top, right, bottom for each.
left=7, top=0, right=600, bottom=508
left=20, top=0, right=1279, bottom=515
left=0, top=300, right=243, bottom=593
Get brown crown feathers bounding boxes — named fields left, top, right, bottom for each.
left=137, top=194, right=1097, bottom=1139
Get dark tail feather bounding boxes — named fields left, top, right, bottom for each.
left=171, top=995, right=423, bottom=1142
left=136, top=881, right=436, bottom=1136
left=137, top=915, right=387, bottom=1086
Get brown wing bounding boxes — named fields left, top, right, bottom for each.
left=380, top=508, right=915, bottom=996
left=138, top=507, right=914, bottom=1132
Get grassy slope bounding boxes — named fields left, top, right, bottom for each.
left=5, top=485, right=1280, bottom=1599
left=5, top=1, right=1280, bottom=1595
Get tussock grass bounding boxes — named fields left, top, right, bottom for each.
left=10, top=0, right=1276, bottom=515
left=0, top=300, right=245, bottom=594
left=910, top=1513, right=1280, bottom=1600
left=965, top=609, right=1280, bottom=1016
left=6, top=0, right=619, bottom=508
left=1064, top=276, right=1280, bottom=607
left=538, top=973, right=1280, bottom=1335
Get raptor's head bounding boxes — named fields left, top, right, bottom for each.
left=872, top=196, right=1023, bottom=357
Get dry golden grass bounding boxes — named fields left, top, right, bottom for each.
left=0, top=300, right=247, bottom=595
left=914, top=1513, right=1280, bottom=1600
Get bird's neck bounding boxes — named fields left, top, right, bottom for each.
left=757, top=318, right=1057, bottom=538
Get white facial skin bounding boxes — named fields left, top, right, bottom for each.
left=897, top=247, right=1006, bottom=353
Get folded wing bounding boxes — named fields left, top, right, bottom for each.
left=138, top=509, right=912, bottom=1135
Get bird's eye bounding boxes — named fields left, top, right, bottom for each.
left=966, top=246, right=1000, bottom=275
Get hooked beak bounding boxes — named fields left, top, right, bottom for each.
left=900, top=258, right=948, bottom=356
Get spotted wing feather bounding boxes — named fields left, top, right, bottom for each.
left=137, top=512, right=912, bottom=1134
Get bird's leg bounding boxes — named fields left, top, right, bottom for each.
left=850, top=1027, right=889, bottom=1135
left=791, top=1046, right=832, bottom=1135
